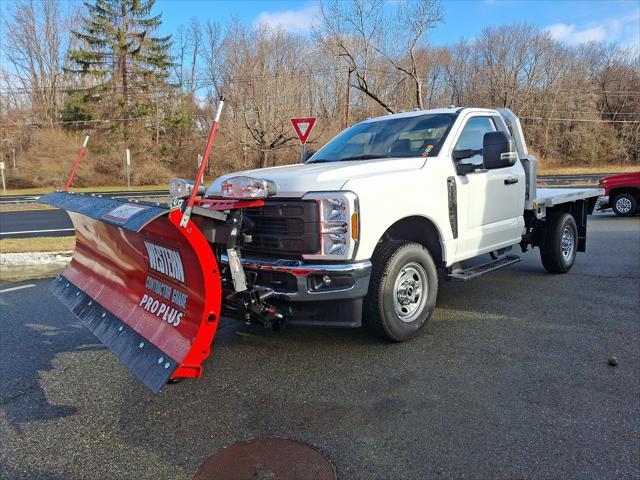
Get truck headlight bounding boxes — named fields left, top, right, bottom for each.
left=221, top=176, right=276, bottom=199
left=302, top=191, right=359, bottom=260
left=169, top=178, right=205, bottom=199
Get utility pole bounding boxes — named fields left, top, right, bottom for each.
left=197, top=154, right=204, bottom=183
left=344, top=68, right=352, bottom=129
left=155, top=100, right=160, bottom=145
left=0, top=161, right=6, bottom=193
left=125, top=149, right=131, bottom=190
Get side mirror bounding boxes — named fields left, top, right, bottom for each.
left=483, top=131, right=517, bottom=169
left=302, top=148, right=316, bottom=162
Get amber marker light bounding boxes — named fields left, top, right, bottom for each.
left=351, top=212, right=359, bottom=240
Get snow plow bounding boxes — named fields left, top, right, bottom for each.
left=39, top=98, right=284, bottom=392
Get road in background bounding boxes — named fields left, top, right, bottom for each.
left=0, top=213, right=638, bottom=479
left=537, top=173, right=605, bottom=186
left=0, top=189, right=168, bottom=205
left=0, top=190, right=168, bottom=238
left=0, top=209, right=74, bottom=238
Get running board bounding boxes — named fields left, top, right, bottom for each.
left=446, top=254, right=522, bottom=282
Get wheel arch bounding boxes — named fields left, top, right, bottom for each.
left=379, top=216, right=446, bottom=267
left=610, top=187, right=640, bottom=202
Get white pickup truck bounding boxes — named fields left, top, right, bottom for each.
left=206, top=108, right=602, bottom=341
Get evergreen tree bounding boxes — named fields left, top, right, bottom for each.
left=69, top=0, right=172, bottom=134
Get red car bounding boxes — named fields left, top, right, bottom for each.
left=598, top=172, right=640, bottom=216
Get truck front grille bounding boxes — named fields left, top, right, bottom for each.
left=243, top=200, right=319, bottom=256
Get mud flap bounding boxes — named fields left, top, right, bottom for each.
left=40, top=192, right=222, bottom=392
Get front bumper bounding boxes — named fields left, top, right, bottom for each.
left=220, top=255, right=372, bottom=328
left=220, top=254, right=372, bottom=301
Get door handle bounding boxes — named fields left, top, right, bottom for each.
left=504, top=177, right=519, bottom=185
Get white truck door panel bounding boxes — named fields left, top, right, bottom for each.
left=451, top=115, right=525, bottom=259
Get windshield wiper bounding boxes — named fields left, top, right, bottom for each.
left=306, top=159, right=334, bottom=163
left=339, top=154, right=390, bottom=161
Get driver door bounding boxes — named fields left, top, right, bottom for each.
left=452, top=115, right=525, bottom=259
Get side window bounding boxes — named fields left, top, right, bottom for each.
left=454, top=117, right=497, bottom=166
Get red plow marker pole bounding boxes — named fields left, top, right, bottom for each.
left=64, top=135, right=90, bottom=192
left=180, top=97, right=224, bottom=228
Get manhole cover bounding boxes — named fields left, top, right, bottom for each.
left=193, top=438, right=336, bottom=480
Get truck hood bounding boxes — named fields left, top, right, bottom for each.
left=206, top=157, right=427, bottom=197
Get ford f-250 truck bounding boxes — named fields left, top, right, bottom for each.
left=205, top=107, right=603, bottom=341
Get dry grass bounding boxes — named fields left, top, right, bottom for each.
left=0, top=204, right=57, bottom=213
left=0, top=236, right=75, bottom=253
left=1, top=184, right=167, bottom=196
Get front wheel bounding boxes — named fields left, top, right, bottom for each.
left=364, top=241, right=438, bottom=342
left=612, top=193, right=637, bottom=217
left=540, top=213, right=577, bottom=274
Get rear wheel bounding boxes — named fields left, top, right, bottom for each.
left=612, top=193, right=637, bottom=217
left=540, top=213, right=577, bottom=274
left=364, top=241, right=438, bottom=342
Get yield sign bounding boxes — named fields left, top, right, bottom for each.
left=291, top=117, right=316, bottom=145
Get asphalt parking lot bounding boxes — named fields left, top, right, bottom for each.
left=1, top=213, right=638, bottom=480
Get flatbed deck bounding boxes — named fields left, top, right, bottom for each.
left=535, top=187, right=603, bottom=207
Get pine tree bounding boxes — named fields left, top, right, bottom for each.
left=69, top=0, right=172, bottom=135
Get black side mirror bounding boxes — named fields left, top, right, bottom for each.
left=483, top=131, right=517, bottom=169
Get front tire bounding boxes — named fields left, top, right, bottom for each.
left=612, top=193, right=637, bottom=217
left=540, top=213, right=578, bottom=274
left=364, top=241, right=438, bottom=342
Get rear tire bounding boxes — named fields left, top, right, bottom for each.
left=611, top=193, right=637, bottom=217
left=364, top=241, right=438, bottom=342
left=540, top=213, right=577, bottom=274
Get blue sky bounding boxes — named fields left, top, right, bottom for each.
left=151, top=0, right=640, bottom=48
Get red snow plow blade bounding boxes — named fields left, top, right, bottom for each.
left=40, top=191, right=228, bottom=392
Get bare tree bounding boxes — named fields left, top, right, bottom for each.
left=2, top=0, right=70, bottom=124
left=315, top=0, right=443, bottom=112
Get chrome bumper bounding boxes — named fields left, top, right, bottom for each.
left=220, top=254, right=372, bottom=301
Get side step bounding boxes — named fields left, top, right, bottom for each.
left=446, top=254, right=522, bottom=282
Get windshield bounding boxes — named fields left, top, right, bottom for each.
left=308, top=113, right=457, bottom=163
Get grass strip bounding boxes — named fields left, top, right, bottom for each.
left=0, top=236, right=75, bottom=253
left=1, top=184, right=167, bottom=196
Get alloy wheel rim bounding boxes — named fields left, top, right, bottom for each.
left=616, top=197, right=632, bottom=213
left=561, top=226, right=575, bottom=262
left=393, top=262, right=428, bottom=323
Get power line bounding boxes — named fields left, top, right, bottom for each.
left=3, top=63, right=640, bottom=96
left=3, top=111, right=639, bottom=128
left=0, top=67, right=351, bottom=94
left=520, top=116, right=640, bottom=123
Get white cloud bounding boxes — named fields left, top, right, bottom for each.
left=545, top=11, right=640, bottom=46
left=545, top=23, right=606, bottom=45
left=254, top=4, right=318, bottom=34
